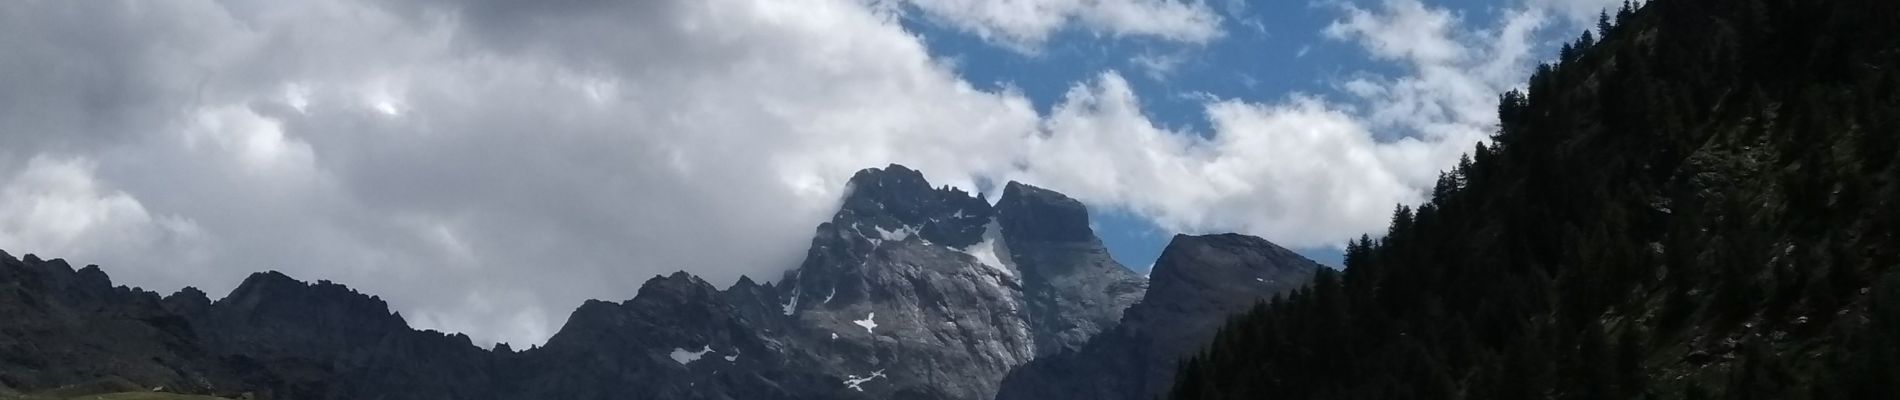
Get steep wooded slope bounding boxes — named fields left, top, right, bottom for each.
left=1170, top=0, right=1900, bottom=398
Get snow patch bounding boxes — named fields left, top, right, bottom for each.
left=724, top=349, right=739, bottom=362
left=823, top=287, right=836, bottom=304
left=670, top=345, right=712, bottom=365
left=853, top=312, right=879, bottom=333
left=963, top=239, right=1010, bottom=277
left=960, top=219, right=1015, bottom=277
left=842, top=369, right=887, bottom=392
left=830, top=332, right=839, bottom=340
left=874, top=225, right=913, bottom=242
left=782, top=270, right=802, bottom=316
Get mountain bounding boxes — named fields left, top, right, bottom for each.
left=995, top=233, right=1319, bottom=400
left=0, top=253, right=249, bottom=395
left=0, top=164, right=1180, bottom=400
left=1167, top=0, right=1900, bottom=398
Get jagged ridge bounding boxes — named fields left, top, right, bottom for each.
left=0, top=164, right=1168, bottom=400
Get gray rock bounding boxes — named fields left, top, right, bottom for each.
left=995, top=233, right=1321, bottom=400
left=995, top=182, right=1146, bottom=355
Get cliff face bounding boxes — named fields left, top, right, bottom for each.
left=996, top=182, right=1150, bottom=356
left=995, top=234, right=1320, bottom=400
left=0, top=164, right=1164, bottom=400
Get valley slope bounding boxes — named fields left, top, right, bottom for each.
left=1166, top=0, right=1900, bottom=398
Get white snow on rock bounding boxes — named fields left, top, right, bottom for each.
left=823, top=287, right=836, bottom=304
left=830, top=332, right=839, bottom=340
left=853, top=312, right=879, bottom=333
left=782, top=271, right=802, bottom=316
left=670, top=345, right=712, bottom=365
left=959, top=219, right=1016, bottom=277
left=962, top=239, right=1009, bottom=277
left=874, top=225, right=913, bottom=242
left=842, top=369, right=887, bottom=392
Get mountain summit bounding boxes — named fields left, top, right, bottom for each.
left=0, top=165, right=1202, bottom=400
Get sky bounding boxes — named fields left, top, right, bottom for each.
left=0, top=0, right=1619, bottom=347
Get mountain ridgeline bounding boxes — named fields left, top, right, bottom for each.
left=0, top=165, right=1318, bottom=399
left=1168, top=0, right=1900, bottom=399
left=996, top=234, right=1320, bottom=400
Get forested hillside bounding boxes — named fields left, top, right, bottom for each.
left=1168, top=0, right=1900, bottom=398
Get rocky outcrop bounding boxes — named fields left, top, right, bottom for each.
left=995, top=233, right=1321, bottom=400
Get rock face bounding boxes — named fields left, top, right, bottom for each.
left=995, top=233, right=1322, bottom=400
left=995, top=182, right=1148, bottom=355
left=0, top=164, right=1160, bottom=400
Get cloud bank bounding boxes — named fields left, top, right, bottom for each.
left=0, top=0, right=1586, bottom=346
left=888, top=0, right=1224, bottom=51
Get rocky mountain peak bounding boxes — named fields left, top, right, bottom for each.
left=1141, top=233, right=1316, bottom=309
left=74, top=264, right=112, bottom=288
left=1130, top=234, right=1318, bottom=330
left=632, top=271, right=721, bottom=302
left=161, top=286, right=213, bottom=317
left=204, top=270, right=417, bottom=370
left=985, top=181, right=1146, bottom=356
left=844, top=164, right=929, bottom=194
left=836, top=164, right=991, bottom=248
left=646, top=269, right=718, bottom=293
left=730, top=274, right=761, bottom=290
left=217, top=270, right=403, bottom=327
left=995, top=181, right=1095, bottom=244
left=1, top=253, right=140, bottom=307
left=223, top=270, right=299, bottom=300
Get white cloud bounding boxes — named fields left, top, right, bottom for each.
left=1129, top=51, right=1190, bottom=81
left=2, top=0, right=1045, bottom=347
left=1010, top=0, right=1559, bottom=246
left=1325, top=0, right=1466, bottom=65
left=1319, top=0, right=1549, bottom=186
left=1016, top=74, right=1416, bottom=246
left=0, top=156, right=212, bottom=290
left=0, top=0, right=1577, bottom=348
left=1530, top=0, right=1626, bottom=25
left=891, top=0, right=1223, bottom=51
